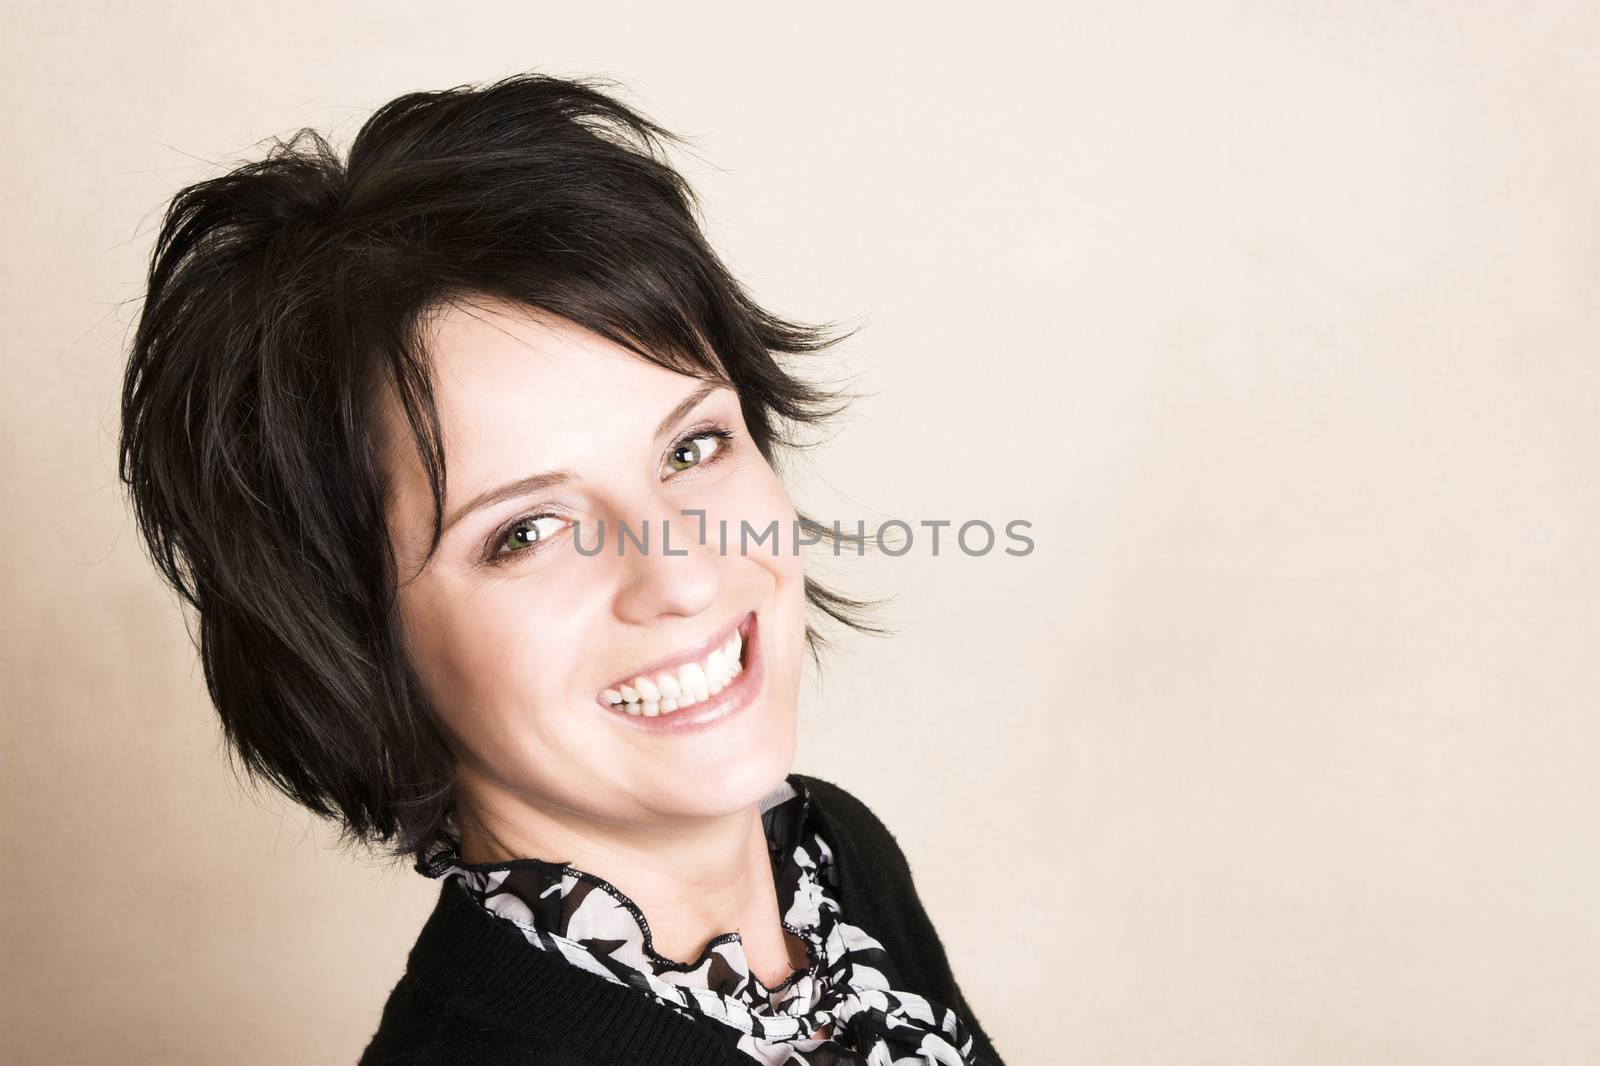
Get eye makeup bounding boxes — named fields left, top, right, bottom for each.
left=477, top=420, right=739, bottom=567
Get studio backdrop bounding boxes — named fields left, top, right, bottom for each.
left=2, top=3, right=1598, bottom=1064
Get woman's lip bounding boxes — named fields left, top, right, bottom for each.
left=597, top=610, right=755, bottom=698
left=597, top=611, right=763, bottom=734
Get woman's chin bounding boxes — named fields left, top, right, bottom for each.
left=647, top=725, right=797, bottom=819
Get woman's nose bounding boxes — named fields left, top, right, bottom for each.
left=608, top=508, right=722, bottom=627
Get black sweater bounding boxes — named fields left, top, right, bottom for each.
left=358, top=773, right=1005, bottom=1065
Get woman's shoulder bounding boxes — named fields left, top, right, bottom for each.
left=788, top=770, right=874, bottom=816
left=789, top=771, right=893, bottom=826
left=787, top=771, right=936, bottom=909
left=788, top=771, right=1007, bottom=1065
left=789, top=772, right=913, bottom=864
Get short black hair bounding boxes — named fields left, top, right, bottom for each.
left=118, top=72, right=881, bottom=863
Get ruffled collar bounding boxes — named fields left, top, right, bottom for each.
left=414, top=775, right=987, bottom=1065
left=415, top=778, right=824, bottom=1001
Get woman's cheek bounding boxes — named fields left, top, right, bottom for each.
left=724, top=463, right=801, bottom=549
left=402, top=579, right=537, bottom=732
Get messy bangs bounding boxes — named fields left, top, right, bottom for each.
left=120, top=72, right=880, bottom=862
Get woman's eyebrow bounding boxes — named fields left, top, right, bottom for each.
left=439, top=382, right=721, bottom=537
left=652, top=381, right=718, bottom=443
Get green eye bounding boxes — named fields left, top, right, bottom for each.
left=667, top=432, right=724, bottom=473
left=499, top=514, right=564, bottom=556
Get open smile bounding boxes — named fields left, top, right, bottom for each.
left=595, top=610, right=761, bottom=732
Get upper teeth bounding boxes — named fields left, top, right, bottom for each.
left=601, top=627, right=745, bottom=717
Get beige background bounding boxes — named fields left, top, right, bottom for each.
left=3, top=2, right=1598, bottom=1063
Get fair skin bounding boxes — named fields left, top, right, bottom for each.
left=377, top=296, right=812, bottom=989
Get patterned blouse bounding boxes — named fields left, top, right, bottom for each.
left=414, top=777, right=987, bottom=1065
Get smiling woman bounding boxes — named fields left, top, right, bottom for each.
left=118, top=72, right=1004, bottom=1065
left=382, top=305, right=808, bottom=867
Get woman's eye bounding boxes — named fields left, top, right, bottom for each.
left=497, top=514, right=566, bottom=557
left=666, top=432, right=724, bottom=473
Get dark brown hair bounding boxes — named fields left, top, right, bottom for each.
left=118, top=72, right=881, bottom=864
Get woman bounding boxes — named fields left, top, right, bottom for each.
left=119, top=72, right=1004, bottom=1065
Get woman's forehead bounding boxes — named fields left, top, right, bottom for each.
left=377, top=299, right=731, bottom=524
left=428, top=300, right=637, bottom=383
left=418, top=301, right=702, bottom=420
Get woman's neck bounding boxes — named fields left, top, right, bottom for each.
left=454, top=787, right=808, bottom=989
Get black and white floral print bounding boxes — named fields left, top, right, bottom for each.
left=415, top=778, right=988, bottom=1065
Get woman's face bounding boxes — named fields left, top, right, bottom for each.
left=379, top=298, right=806, bottom=838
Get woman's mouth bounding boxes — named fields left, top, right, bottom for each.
left=596, top=610, right=758, bottom=723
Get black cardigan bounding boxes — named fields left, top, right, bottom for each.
left=358, top=773, right=1005, bottom=1065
